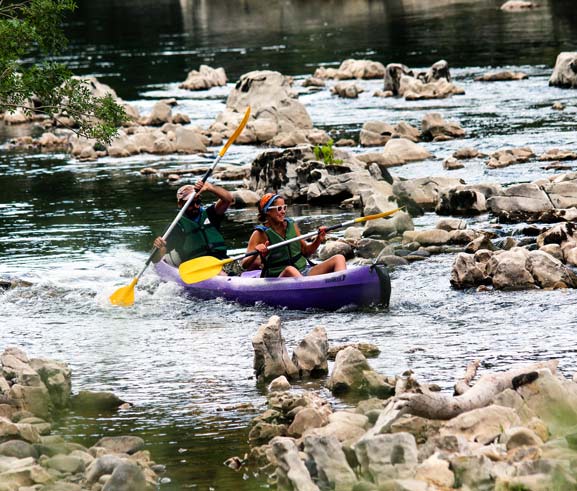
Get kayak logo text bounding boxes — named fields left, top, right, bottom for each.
left=324, top=275, right=346, bottom=284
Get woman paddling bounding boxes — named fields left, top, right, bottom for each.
left=242, top=193, right=346, bottom=277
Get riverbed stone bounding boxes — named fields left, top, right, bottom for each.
left=102, top=461, right=147, bottom=491
left=42, top=454, right=85, bottom=474
left=93, top=436, right=145, bottom=455
left=0, top=440, right=38, bottom=459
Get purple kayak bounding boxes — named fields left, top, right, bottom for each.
left=155, top=260, right=391, bottom=310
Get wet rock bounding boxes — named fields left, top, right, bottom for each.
left=287, top=408, right=329, bottom=438
left=443, top=157, right=464, bottom=170
left=94, top=436, right=145, bottom=455
left=303, top=435, right=357, bottom=490
left=384, top=63, right=414, bottom=95
left=302, top=77, right=325, bottom=88
left=179, top=65, right=227, bottom=90
left=487, top=183, right=554, bottom=222
left=421, top=113, right=465, bottom=141
left=42, top=454, right=85, bottom=474
left=436, top=185, right=489, bottom=215
left=292, top=326, right=329, bottom=377
left=359, top=121, right=394, bottom=146
left=268, top=376, right=291, bottom=392
left=314, top=59, right=385, bottom=80
left=71, top=391, right=127, bottom=413
left=487, top=147, right=535, bottom=168
left=102, top=461, right=147, bottom=491
left=331, top=82, right=363, bottom=98
left=475, top=70, right=528, bottom=81
left=453, top=147, right=485, bottom=159
left=317, top=241, right=354, bottom=261
left=270, top=437, right=318, bottom=491
left=327, top=343, right=380, bottom=360
left=550, top=53, right=577, bottom=88
left=451, top=253, right=490, bottom=289
left=538, top=148, right=577, bottom=161
left=0, top=440, right=38, bottom=459
left=327, top=348, right=393, bottom=398
left=252, top=316, right=298, bottom=383
left=501, top=0, right=538, bottom=10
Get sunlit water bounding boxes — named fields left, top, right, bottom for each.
left=2, top=0, right=577, bottom=489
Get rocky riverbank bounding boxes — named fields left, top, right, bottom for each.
left=234, top=316, right=577, bottom=491
left=0, top=347, right=163, bottom=490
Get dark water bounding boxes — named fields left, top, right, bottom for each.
left=2, top=0, right=577, bottom=489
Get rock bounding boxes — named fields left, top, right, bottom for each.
left=327, top=343, right=380, bottom=360
left=292, top=326, right=329, bottom=377
left=331, top=82, right=363, bottom=98
left=487, top=183, right=554, bottom=222
left=268, top=376, right=291, bottom=392
left=384, top=63, right=414, bottom=95
left=451, top=253, right=489, bottom=289
left=271, top=437, right=319, bottom=491
left=453, top=147, right=485, bottom=159
left=302, top=77, right=325, bottom=88
left=288, top=408, right=329, bottom=438
left=443, top=157, right=464, bottom=170
left=86, top=455, right=126, bottom=484
left=102, top=461, right=147, bottom=491
left=437, top=218, right=467, bottom=231
left=421, top=113, right=465, bottom=141
left=475, top=71, right=529, bottom=81
left=355, top=433, right=418, bottom=484
left=486, top=248, right=536, bottom=290
left=0, top=440, right=38, bottom=459
left=487, top=147, right=535, bottom=168
left=441, top=405, right=521, bottom=444
left=527, top=250, right=577, bottom=288
left=382, top=138, right=432, bottom=164
left=359, top=121, right=394, bottom=146
left=415, top=453, right=455, bottom=488
left=231, top=189, right=260, bottom=208
left=179, top=65, right=227, bottom=90
left=252, top=316, right=298, bottom=383
left=501, top=0, right=538, bottom=10
left=214, top=70, right=313, bottom=145
left=303, top=435, right=357, bottom=490
left=29, top=358, right=71, bottom=409
left=71, top=391, right=126, bottom=413
left=317, top=241, right=354, bottom=261
left=501, top=427, right=544, bottom=450
left=327, top=348, right=393, bottom=397
left=143, top=102, right=172, bottom=126
left=93, top=436, right=144, bottom=455
left=42, top=454, right=85, bottom=474
left=549, top=52, right=577, bottom=88
left=538, top=148, right=577, bottom=161
left=314, top=59, right=385, bottom=80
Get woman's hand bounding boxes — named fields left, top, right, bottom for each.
left=317, top=226, right=327, bottom=243
left=255, top=241, right=270, bottom=257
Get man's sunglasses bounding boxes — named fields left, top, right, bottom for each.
left=268, top=204, right=287, bottom=212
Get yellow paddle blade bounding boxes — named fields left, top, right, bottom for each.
left=219, top=106, right=251, bottom=157
left=179, top=256, right=233, bottom=284
left=109, top=278, right=137, bottom=307
left=354, top=207, right=404, bottom=223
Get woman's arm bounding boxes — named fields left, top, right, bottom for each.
left=242, top=230, right=269, bottom=270
left=298, top=224, right=326, bottom=257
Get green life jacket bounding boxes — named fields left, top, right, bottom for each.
left=256, top=219, right=307, bottom=277
left=177, top=208, right=228, bottom=261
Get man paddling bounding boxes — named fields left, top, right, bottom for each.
left=153, top=180, right=232, bottom=266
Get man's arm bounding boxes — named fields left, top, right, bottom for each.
left=201, top=182, right=232, bottom=215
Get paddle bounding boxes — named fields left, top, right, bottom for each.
left=178, top=207, right=403, bottom=284
left=109, top=106, right=252, bottom=306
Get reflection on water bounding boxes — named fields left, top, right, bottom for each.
left=2, top=0, right=577, bottom=488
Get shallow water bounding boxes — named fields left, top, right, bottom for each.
left=2, top=0, right=577, bottom=489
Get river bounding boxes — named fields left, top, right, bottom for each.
left=1, top=0, right=577, bottom=489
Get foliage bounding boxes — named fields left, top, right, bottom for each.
left=0, top=0, right=127, bottom=143
left=313, top=138, right=343, bottom=166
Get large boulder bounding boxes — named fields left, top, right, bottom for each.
left=549, top=52, right=577, bottom=88
left=487, top=183, right=554, bottom=222
left=212, top=70, right=313, bottom=145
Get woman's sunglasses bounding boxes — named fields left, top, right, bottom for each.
left=268, top=204, right=287, bottom=213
